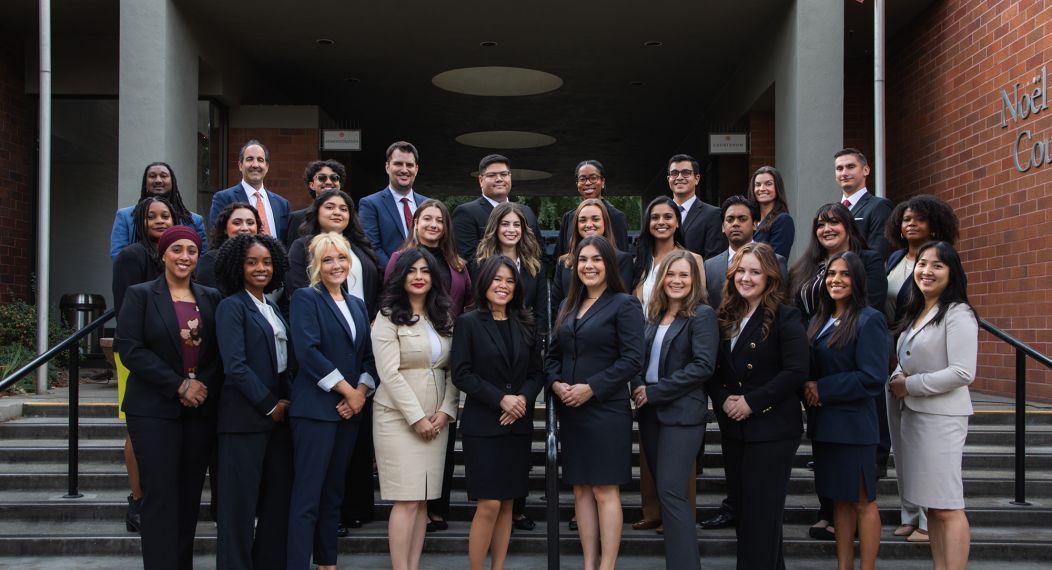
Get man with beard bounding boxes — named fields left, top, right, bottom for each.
left=109, top=162, right=208, bottom=259
left=359, top=141, right=428, bottom=268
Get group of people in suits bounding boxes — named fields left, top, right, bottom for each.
left=108, top=139, right=979, bottom=570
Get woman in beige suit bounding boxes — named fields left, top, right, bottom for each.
left=372, top=247, right=458, bottom=570
left=889, top=241, right=977, bottom=570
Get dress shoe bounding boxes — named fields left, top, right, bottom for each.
left=568, top=518, right=578, bottom=531
left=655, top=524, right=664, bottom=534
left=426, top=515, right=448, bottom=533
left=808, top=524, right=836, bottom=541
left=699, top=512, right=734, bottom=530
left=336, top=524, right=350, bottom=538
left=512, top=514, right=536, bottom=531
left=632, top=518, right=662, bottom=530
left=125, top=494, right=142, bottom=533
left=893, top=524, right=916, bottom=537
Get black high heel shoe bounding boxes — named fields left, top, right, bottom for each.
left=426, top=513, right=448, bottom=532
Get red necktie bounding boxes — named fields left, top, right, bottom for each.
left=842, top=199, right=851, bottom=209
left=400, top=197, right=413, bottom=236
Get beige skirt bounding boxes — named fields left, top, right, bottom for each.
left=372, top=401, right=450, bottom=501
left=899, top=406, right=968, bottom=510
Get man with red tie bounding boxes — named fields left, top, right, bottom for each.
left=359, top=141, right=429, bottom=269
left=209, top=139, right=291, bottom=240
left=834, top=148, right=893, bottom=258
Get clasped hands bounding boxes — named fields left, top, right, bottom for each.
left=179, top=378, right=207, bottom=408
left=335, top=382, right=369, bottom=420
left=888, top=373, right=909, bottom=400
left=722, top=394, right=753, bottom=421
left=413, top=412, right=453, bottom=442
left=499, top=394, right=528, bottom=426
left=552, top=381, right=593, bottom=408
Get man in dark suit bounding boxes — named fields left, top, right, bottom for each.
left=359, top=141, right=427, bottom=269
left=554, top=160, right=630, bottom=256
left=667, top=154, right=726, bottom=259
left=210, top=140, right=291, bottom=241
left=452, top=154, right=543, bottom=262
left=284, top=160, right=345, bottom=248
left=704, top=196, right=789, bottom=310
left=835, top=148, right=893, bottom=258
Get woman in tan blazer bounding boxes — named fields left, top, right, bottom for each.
left=889, top=241, right=978, bottom=570
left=371, top=247, right=458, bottom=570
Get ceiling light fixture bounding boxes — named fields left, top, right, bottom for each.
left=316, top=38, right=335, bottom=46
left=644, top=41, right=663, bottom=47
left=480, top=41, right=498, bottom=47
left=629, top=81, right=645, bottom=86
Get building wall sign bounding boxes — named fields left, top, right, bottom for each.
left=322, top=129, right=362, bottom=151
left=1002, top=66, right=1051, bottom=172
left=709, top=133, right=749, bottom=155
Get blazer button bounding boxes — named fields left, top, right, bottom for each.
left=505, top=384, right=512, bottom=390
left=746, top=363, right=753, bottom=370
left=749, top=342, right=756, bottom=349
left=906, top=351, right=911, bottom=356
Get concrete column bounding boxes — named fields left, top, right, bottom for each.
left=776, top=0, right=844, bottom=259
left=118, top=0, right=199, bottom=209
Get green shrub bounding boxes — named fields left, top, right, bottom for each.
left=0, top=342, right=58, bottom=392
left=0, top=300, right=72, bottom=369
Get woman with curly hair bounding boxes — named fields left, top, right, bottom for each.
left=747, top=166, right=795, bottom=259
left=372, top=248, right=458, bottom=569
left=196, top=202, right=261, bottom=290
left=213, top=233, right=292, bottom=569
left=109, top=161, right=208, bottom=259
left=287, top=189, right=381, bottom=318
left=708, top=242, right=808, bottom=569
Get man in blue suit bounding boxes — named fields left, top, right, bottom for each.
left=358, top=141, right=427, bottom=269
left=209, top=140, right=291, bottom=241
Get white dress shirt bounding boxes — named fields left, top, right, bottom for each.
left=241, top=180, right=278, bottom=237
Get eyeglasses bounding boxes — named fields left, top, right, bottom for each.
left=482, top=170, right=512, bottom=180
left=315, top=173, right=341, bottom=183
left=576, top=174, right=603, bottom=184
left=668, top=169, right=695, bottom=179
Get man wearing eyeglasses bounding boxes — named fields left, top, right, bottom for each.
left=284, top=160, right=346, bottom=248
left=667, top=154, right=726, bottom=259
left=553, top=160, right=630, bottom=258
left=452, top=154, right=543, bottom=262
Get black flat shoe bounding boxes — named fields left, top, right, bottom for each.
left=426, top=516, right=448, bottom=532
left=512, top=515, right=536, bottom=531
left=568, top=518, right=578, bottom=531
left=699, top=512, right=734, bottom=530
left=809, top=525, right=836, bottom=541
left=336, top=524, right=350, bottom=538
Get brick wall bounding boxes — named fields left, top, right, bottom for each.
left=225, top=128, right=320, bottom=210
left=886, top=0, right=1052, bottom=402
left=0, top=41, right=34, bottom=303
left=748, top=111, right=776, bottom=174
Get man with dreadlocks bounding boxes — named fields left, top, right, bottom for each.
left=109, top=161, right=209, bottom=259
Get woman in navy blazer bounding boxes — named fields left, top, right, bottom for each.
left=213, top=234, right=292, bottom=570
left=117, top=226, right=221, bottom=570
left=630, top=250, right=718, bottom=570
left=708, top=243, right=809, bottom=570
left=287, top=232, right=378, bottom=570
left=546, top=235, right=644, bottom=570
left=453, top=255, right=544, bottom=570
left=804, top=251, right=888, bottom=570
left=747, top=166, right=795, bottom=259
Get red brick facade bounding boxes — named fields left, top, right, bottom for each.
left=0, top=41, right=34, bottom=303
left=886, top=0, right=1052, bottom=401
left=748, top=111, right=776, bottom=175
left=225, top=128, right=320, bottom=210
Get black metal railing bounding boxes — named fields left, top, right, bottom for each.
left=978, top=318, right=1052, bottom=506
left=543, top=279, right=559, bottom=569
left=0, top=308, right=115, bottom=499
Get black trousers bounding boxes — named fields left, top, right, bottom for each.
left=875, top=393, right=891, bottom=469
left=126, top=413, right=215, bottom=570
left=722, top=437, right=799, bottom=570
left=341, top=402, right=376, bottom=524
left=216, top=425, right=293, bottom=570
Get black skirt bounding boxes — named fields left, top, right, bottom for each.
left=462, top=433, right=531, bottom=501
left=557, top=397, right=632, bottom=486
left=813, top=441, right=877, bottom=502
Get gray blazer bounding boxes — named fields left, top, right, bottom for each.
left=892, top=302, right=977, bottom=416
left=631, top=306, right=719, bottom=426
left=703, top=248, right=788, bottom=310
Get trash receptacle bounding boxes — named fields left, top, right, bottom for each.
left=59, top=293, right=107, bottom=358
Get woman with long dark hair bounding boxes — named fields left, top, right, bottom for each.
left=630, top=250, right=717, bottom=569
left=746, top=166, right=794, bottom=258
left=804, top=251, right=888, bottom=570
left=111, top=195, right=175, bottom=534
left=117, top=226, right=221, bottom=569
left=287, top=189, right=380, bottom=317
left=889, top=242, right=977, bottom=570
left=473, top=202, right=547, bottom=328
left=196, top=202, right=261, bottom=290
left=709, top=242, right=808, bottom=569
left=213, top=233, right=292, bottom=569
left=453, top=255, right=544, bottom=570
left=109, top=162, right=208, bottom=259
left=372, top=248, right=458, bottom=569
left=286, top=232, right=376, bottom=570
left=547, top=235, right=644, bottom=570
left=387, top=199, right=472, bottom=317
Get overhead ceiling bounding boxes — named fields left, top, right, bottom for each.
left=5, top=0, right=934, bottom=198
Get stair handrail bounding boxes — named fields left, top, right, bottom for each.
left=977, top=318, right=1051, bottom=506
left=543, top=279, right=559, bottom=569
left=0, top=307, right=114, bottom=499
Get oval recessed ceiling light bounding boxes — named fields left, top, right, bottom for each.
left=644, top=41, right=663, bottom=47
left=316, top=38, right=335, bottom=46
left=480, top=41, right=498, bottom=47
left=469, top=169, right=552, bottom=181
left=629, top=81, right=645, bottom=86
left=456, top=131, right=556, bottom=149
left=343, top=77, right=361, bottom=83
left=433, top=66, right=563, bottom=96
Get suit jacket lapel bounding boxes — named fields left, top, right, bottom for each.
left=730, top=311, right=763, bottom=358
left=683, top=201, right=703, bottom=231
left=851, top=193, right=870, bottom=216
left=658, top=317, right=688, bottom=375
left=382, top=189, right=408, bottom=238
left=318, top=286, right=357, bottom=344
left=576, top=289, right=615, bottom=329
left=902, top=304, right=939, bottom=347
left=239, top=290, right=279, bottom=371
left=479, top=312, right=512, bottom=367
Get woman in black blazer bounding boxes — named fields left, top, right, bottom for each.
left=708, top=243, right=809, bottom=570
left=630, top=250, right=718, bottom=570
left=286, top=232, right=377, bottom=570
left=195, top=202, right=261, bottom=290
left=116, top=225, right=222, bottom=570
left=286, top=189, right=381, bottom=318
left=111, top=196, right=175, bottom=533
left=213, top=234, right=292, bottom=570
left=452, top=256, right=544, bottom=570
left=803, top=251, right=888, bottom=570
left=788, top=203, right=888, bottom=539
left=551, top=199, right=635, bottom=323
left=546, top=235, right=644, bottom=570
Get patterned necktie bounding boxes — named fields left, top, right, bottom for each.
left=255, top=191, right=271, bottom=236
